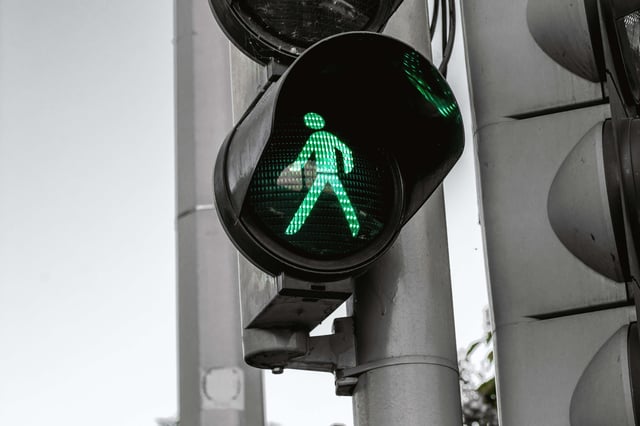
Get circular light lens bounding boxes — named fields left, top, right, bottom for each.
left=244, top=111, right=396, bottom=259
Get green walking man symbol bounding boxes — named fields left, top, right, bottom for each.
left=285, top=112, right=360, bottom=237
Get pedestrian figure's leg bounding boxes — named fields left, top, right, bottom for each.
left=328, top=175, right=360, bottom=237
left=285, top=178, right=327, bottom=235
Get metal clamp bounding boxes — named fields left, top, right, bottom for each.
left=334, top=355, right=459, bottom=396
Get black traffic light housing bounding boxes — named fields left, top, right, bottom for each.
left=208, top=0, right=405, bottom=65
left=214, top=32, right=464, bottom=282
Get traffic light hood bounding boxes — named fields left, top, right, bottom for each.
left=527, top=0, right=640, bottom=110
left=570, top=323, right=640, bottom=426
left=547, top=121, right=629, bottom=282
left=527, top=0, right=604, bottom=82
left=215, top=32, right=464, bottom=280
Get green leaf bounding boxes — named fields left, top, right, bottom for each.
left=477, top=377, right=497, bottom=407
left=465, top=340, right=482, bottom=358
left=485, top=331, right=493, bottom=344
left=477, top=378, right=495, bottom=396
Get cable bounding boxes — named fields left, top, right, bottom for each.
left=427, top=0, right=457, bottom=77
left=438, top=0, right=456, bottom=77
left=441, top=0, right=447, bottom=54
left=429, top=0, right=440, bottom=39
left=427, top=0, right=440, bottom=39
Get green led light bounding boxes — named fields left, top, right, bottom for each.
left=245, top=105, right=391, bottom=257
left=239, top=37, right=462, bottom=264
left=401, top=51, right=458, bottom=118
left=285, top=112, right=360, bottom=237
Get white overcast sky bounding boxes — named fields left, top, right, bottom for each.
left=0, top=1, right=487, bottom=425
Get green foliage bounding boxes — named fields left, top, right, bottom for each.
left=460, top=330, right=498, bottom=426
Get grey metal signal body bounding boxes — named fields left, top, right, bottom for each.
left=213, top=33, right=464, bottom=381
left=462, top=0, right=640, bottom=423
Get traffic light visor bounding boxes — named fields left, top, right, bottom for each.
left=547, top=121, right=629, bottom=282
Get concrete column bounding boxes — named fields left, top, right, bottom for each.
left=175, top=0, right=265, bottom=424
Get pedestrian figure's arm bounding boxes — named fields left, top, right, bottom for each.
left=335, top=139, right=354, bottom=174
left=290, top=141, right=314, bottom=172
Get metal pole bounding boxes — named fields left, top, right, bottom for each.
left=175, top=0, right=265, bottom=425
left=351, top=1, right=463, bottom=424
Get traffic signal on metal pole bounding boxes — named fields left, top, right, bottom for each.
left=462, top=0, right=639, bottom=423
left=208, top=1, right=464, bottom=375
left=214, top=32, right=463, bottom=282
left=531, top=0, right=640, bottom=422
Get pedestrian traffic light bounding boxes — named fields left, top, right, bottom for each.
left=207, top=0, right=404, bottom=65
left=214, top=31, right=464, bottom=282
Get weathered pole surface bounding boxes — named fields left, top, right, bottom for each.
left=352, top=1, right=463, bottom=424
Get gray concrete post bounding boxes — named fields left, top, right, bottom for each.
left=175, top=0, right=265, bottom=424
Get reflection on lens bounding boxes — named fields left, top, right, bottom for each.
left=618, top=10, right=640, bottom=102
